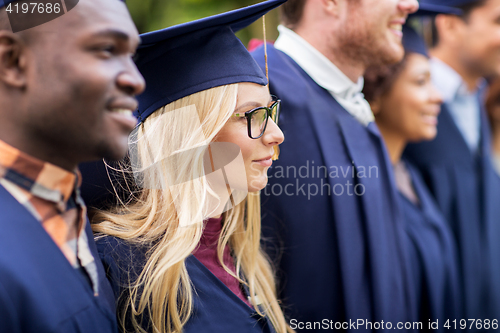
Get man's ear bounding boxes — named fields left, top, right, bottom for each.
left=322, top=0, right=342, bottom=17
left=434, top=14, right=464, bottom=46
left=0, top=31, right=28, bottom=88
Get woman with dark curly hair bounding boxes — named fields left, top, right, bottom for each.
left=364, top=24, right=462, bottom=330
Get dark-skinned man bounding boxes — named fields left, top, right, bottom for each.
left=0, top=0, right=144, bottom=331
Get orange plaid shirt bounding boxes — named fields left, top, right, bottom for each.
left=0, top=140, right=99, bottom=295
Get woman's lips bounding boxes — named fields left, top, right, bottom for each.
left=253, top=156, right=273, bottom=167
left=422, top=113, right=438, bottom=126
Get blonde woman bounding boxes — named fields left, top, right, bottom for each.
left=90, top=1, right=293, bottom=333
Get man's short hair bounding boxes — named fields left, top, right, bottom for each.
left=280, top=0, right=306, bottom=29
left=457, top=0, right=489, bottom=20
left=432, top=0, right=488, bottom=46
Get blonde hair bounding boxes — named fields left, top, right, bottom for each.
left=92, top=84, right=293, bottom=333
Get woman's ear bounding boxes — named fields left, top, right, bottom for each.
left=0, top=31, right=28, bottom=88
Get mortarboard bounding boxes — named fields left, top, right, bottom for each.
left=402, top=25, right=428, bottom=58
left=134, top=0, right=286, bottom=123
left=417, top=0, right=482, bottom=16
left=420, top=0, right=481, bottom=7
left=403, top=0, right=468, bottom=57
left=414, top=2, right=463, bottom=15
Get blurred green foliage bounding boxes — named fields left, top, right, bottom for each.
left=125, top=0, right=281, bottom=47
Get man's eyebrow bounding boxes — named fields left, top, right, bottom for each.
left=91, top=28, right=141, bottom=49
left=92, top=29, right=130, bottom=41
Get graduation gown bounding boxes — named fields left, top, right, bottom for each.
left=251, top=45, right=416, bottom=331
left=400, top=161, right=462, bottom=331
left=79, top=160, right=124, bottom=211
left=96, top=236, right=276, bottom=333
left=0, top=185, right=118, bottom=333
left=405, top=103, right=500, bottom=322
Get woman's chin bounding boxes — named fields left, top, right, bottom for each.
left=421, top=129, right=437, bottom=142
left=408, top=129, right=437, bottom=143
left=247, top=176, right=268, bottom=192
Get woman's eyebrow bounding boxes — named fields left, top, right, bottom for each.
left=413, top=69, right=430, bottom=75
left=234, top=101, right=264, bottom=112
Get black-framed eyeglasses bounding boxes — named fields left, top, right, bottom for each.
left=232, top=95, right=281, bottom=139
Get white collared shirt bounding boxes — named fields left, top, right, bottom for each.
left=430, top=57, right=483, bottom=153
left=274, top=25, right=374, bottom=126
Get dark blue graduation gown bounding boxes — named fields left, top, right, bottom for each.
left=79, top=160, right=122, bottom=210
left=405, top=102, right=500, bottom=322
left=400, top=161, right=461, bottom=331
left=0, top=185, right=118, bottom=333
left=251, top=45, right=416, bottom=331
left=96, top=236, right=276, bottom=333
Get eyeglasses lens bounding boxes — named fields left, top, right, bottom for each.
left=248, top=100, right=280, bottom=139
left=250, top=108, right=268, bottom=138
left=272, top=101, right=280, bottom=126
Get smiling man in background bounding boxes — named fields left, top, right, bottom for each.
left=251, top=0, right=419, bottom=331
left=0, top=0, right=144, bottom=331
left=405, top=0, right=500, bottom=323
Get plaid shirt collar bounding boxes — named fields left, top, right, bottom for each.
left=0, top=140, right=80, bottom=209
left=0, top=140, right=101, bottom=296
